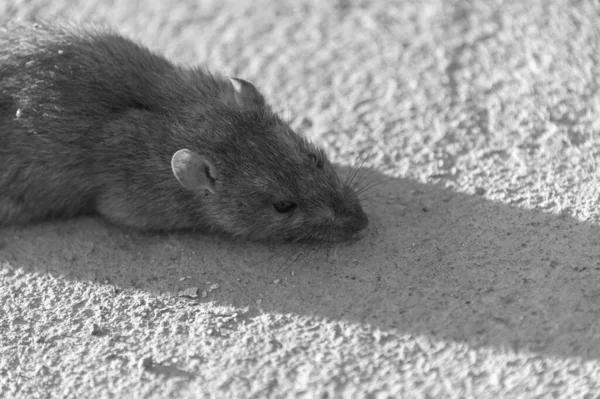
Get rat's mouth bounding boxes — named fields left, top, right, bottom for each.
left=331, top=225, right=369, bottom=244
left=280, top=218, right=369, bottom=245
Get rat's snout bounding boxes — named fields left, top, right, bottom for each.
left=333, top=186, right=369, bottom=229
left=347, top=206, right=369, bottom=232
left=333, top=202, right=369, bottom=234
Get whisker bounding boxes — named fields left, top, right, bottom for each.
left=325, top=225, right=332, bottom=261
left=328, top=223, right=337, bottom=275
left=291, top=242, right=315, bottom=269
left=346, top=138, right=378, bottom=188
left=343, top=137, right=374, bottom=187
left=295, top=240, right=321, bottom=269
left=350, top=162, right=384, bottom=192
left=315, top=229, right=330, bottom=255
left=344, top=160, right=361, bottom=188
left=249, top=244, right=293, bottom=269
left=290, top=227, right=332, bottom=271
left=275, top=242, right=303, bottom=272
left=343, top=150, right=365, bottom=188
left=276, top=242, right=311, bottom=273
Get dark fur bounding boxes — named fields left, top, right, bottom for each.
left=0, top=21, right=368, bottom=242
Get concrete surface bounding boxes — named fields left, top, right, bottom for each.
left=2, top=0, right=600, bottom=397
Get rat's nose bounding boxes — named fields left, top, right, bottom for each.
left=337, top=205, right=369, bottom=233
left=332, top=188, right=369, bottom=234
left=348, top=207, right=369, bottom=232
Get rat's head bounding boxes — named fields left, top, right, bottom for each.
left=170, top=76, right=368, bottom=243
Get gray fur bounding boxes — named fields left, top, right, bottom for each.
left=0, top=20, right=368, bottom=242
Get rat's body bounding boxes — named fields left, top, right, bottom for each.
left=0, top=21, right=368, bottom=242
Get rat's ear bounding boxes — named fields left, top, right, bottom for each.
left=171, top=149, right=218, bottom=194
left=226, top=75, right=265, bottom=108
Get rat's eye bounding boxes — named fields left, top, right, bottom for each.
left=273, top=201, right=298, bottom=213
left=308, top=152, right=323, bottom=168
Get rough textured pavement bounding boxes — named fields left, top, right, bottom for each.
left=2, top=0, right=600, bottom=397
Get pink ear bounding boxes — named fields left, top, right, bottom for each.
left=226, top=76, right=265, bottom=108
left=171, top=149, right=218, bottom=193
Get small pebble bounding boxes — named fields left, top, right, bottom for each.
left=178, top=287, right=199, bottom=299
left=90, top=323, right=103, bottom=336
left=201, top=290, right=208, bottom=298
left=58, top=50, right=64, bottom=55
left=273, top=279, right=281, bottom=284
left=139, top=356, right=153, bottom=370
left=15, top=109, right=22, bottom=118
left=208, top=283, right=219, bottom=292
left=256, top=299, right=262, bottom=305
left=290, top=271, right=295, bottom=276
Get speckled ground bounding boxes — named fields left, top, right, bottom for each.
left=2, top=0, right=600, bottom=397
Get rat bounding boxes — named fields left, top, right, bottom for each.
left=0, top=20, right=369, bottom=243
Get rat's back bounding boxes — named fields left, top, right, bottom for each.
left=0, top=21, right=179, bottom=121
left=0, top=21, right=185, bottom=224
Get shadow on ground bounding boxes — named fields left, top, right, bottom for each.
left=2, top=166, right=600, bottom=362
